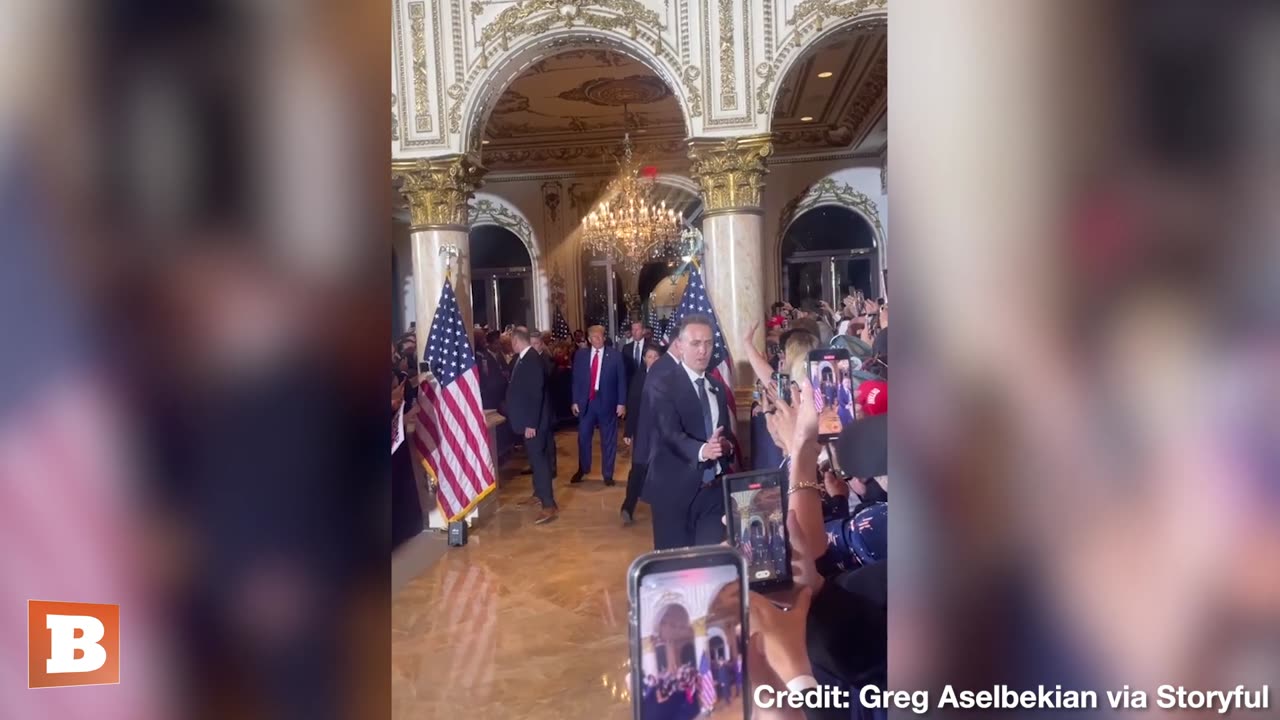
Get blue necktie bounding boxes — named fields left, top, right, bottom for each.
left=696, top=377, right=715, bottom=485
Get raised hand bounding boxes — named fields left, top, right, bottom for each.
left=703, top=426, right=727, bottom=460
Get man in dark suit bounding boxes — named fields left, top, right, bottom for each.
left=621, top=320, right=648, bottom=382
left=506, top=329, right=557, bottom=524
left=571, top=324, right=627, bottom=486
left=476, top=329, right=509, bottom=410
left=642, top=314, right=736, bottom=549
left=620, top=343, right=663, bottom=524
left=530, top=330, right=558, bottom=480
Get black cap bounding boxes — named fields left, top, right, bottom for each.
left=833, top=413, right=887, bottom=479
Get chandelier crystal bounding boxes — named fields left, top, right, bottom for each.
left=581, top=130, right=682, bottom=273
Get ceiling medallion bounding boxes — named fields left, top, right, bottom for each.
left=559, top=75, right=673, bottom=107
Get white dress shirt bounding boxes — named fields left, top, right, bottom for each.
left=632, top=339, right=643, bottom=367
left=517, top=346, right=531, bottom=363
left=590, top=347, right=603, bottom=391
left=681, top=362, right=721, bottom=463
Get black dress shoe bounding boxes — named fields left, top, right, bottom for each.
left=603, top=477, right=616, bottom=487
left=570, top=471, right=585, bottom=484
left=519, top=467, right=533, bottom=475
left=620, top=508, right=634, bottom=525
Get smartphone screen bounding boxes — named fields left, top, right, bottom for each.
left=724, top=470, right=792, bottom=592
left=631, top=549, right=748, bottom=719
left=772, top=372, right=791, bottom=406
left=808, top=349, right=853, bottom=440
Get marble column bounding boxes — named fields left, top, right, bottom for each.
left=393, top=153, right=486, bottom=350
left=689, top=135, right=772, bottom=411
left=691, top=616, right=710, bottom=667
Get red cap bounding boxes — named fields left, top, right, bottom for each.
left=855, top=380, right=887, bottom=416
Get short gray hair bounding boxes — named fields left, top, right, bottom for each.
left=510, top=328, right=531, bottom=344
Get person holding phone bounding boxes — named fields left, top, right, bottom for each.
left=643, top=314, right=737, bottom=549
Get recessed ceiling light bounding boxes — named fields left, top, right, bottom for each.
left=800, top=116, right=814, bottom=122
left=482, top=139, right=490, bottom=144
left=817, top=71, right=833, bottom=78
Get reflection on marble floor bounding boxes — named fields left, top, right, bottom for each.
left=392, top=429, right=653, bottom=720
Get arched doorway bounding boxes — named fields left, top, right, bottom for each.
left=469, top=225, right=533, bottom=329
left=780, top=206, right=879, bottom=310
left=654, top=604, right=695, bottom=675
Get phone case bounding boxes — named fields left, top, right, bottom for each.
left=627, top=546, right=751, bottom=719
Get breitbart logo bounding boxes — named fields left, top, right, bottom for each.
left=28, top=600, right=120, bottom=688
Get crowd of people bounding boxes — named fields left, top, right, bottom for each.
left=639, top=658, right=742, bottom=720
left=401, top=288, right=888, bottom=717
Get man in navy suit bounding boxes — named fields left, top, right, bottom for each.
left=621, top=320, right=648, bottom=382
left=642, top=314, right=737, bottom=549
left=571, top=325, right=627, bottom=485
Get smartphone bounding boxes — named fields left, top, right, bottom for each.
left=807, top=348, right=853, bottom=442
left=723, top=469, right=792, bottom=593
left=772, top=372, right=792, bottom=406
left=628, top=546, right=750, bottom=719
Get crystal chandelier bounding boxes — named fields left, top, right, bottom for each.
left=581, top=110, right=682, bottom=272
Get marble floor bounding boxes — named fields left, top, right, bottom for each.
left=392, top=430, right=655, bottom=719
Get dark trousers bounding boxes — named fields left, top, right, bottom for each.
left=622, top=461, right=647, bottom=514
left=546, top=429, right=558, bottom=479
left=526, top=428, right=556, bottom=508
left=651, top=481, right=726, bottom=550
left=576, top=400, right=618, bottom=480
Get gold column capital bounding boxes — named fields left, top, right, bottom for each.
left=687, top=134, right=773, bottom=215
left=691, top=616, right=708, bottom=635
left=393, top=153, right=487, bottom=229
left=642, top=636, right=655, bottom=653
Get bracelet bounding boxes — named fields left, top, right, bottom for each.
left=787, top=480, right=823, bottom=496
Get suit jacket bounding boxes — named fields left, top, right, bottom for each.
left=571, top=345, right=627, bottom=410
left=642, top=363, right=736, bottom=509
left=623, top=365, right=646, bottom=439
left=622, top=340, right=647, bottom=380
left=633, top=352, right=681, bottom=464
left=476, top=349, right=509, bottom=410
left=535, top=348, right=554, bottom=379
left=505, top=350, right=551, bottom=433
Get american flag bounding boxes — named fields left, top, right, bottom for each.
left=645, top=301, right=659, bottom=334
left=698, top=650, right=717, bottom=710
left=416, top=279, right=496, bottom=522
left=550, top=305, right=571, bottom=341
left=666, top=265, right=735, bottom=413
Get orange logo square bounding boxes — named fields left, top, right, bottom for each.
left=28, top=600, right=120, bottom=688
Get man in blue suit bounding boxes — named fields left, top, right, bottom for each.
left=571, top=325, right=627, bottom=485
left=642, top=314, right=737, bottom=549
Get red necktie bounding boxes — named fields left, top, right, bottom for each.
left=588, top=350, right=600, bottom=400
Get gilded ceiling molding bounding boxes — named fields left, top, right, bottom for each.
left=392, top=154, right=487, bottom=228
left=468, top=198, right=534, bottom=242
left=687, top=134, right=773, bottom=213
left=480, top=0, right=665, bottom=54
left=409, top=3, right=432, bottom=133
left=681, top=65, right=704, bottom=118
left=790, top=0, right=887, bottom=43
left=392, top=94, right=400, bottom=141
left=757, top=0, right=886, bottom=117
left=718, top=0, right=737, bottom=110
left=777, top=177, right=884, bottom=243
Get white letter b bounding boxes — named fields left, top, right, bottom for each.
left=46, top=614, right=107, bottom=674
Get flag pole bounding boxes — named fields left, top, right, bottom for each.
left=439, top=243, right=460, bottom=284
